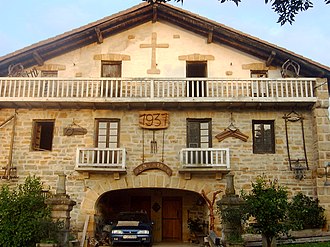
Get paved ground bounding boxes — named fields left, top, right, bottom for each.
left=153, top=243, right=201, bottom=246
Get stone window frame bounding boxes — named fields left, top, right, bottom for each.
left=31, top=119, right=55, bottom=151
left=252, top=120, right=275, bottom=154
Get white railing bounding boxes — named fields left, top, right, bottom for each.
left=0, top=77, right=316, bottom=102
left=180, top=148, right=230, bottom=168
left=76, top=148, right=126, bottom=171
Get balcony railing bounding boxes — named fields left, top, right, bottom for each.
left=0, top=77, right=316, bottom=104
left=180, top=148, right=230, bottom=169
left=76, top=148, right=126, bottom=171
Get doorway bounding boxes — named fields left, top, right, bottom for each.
left=162, top=197, right=182, bottom=241
left=186, top=61, right=207, bottom=97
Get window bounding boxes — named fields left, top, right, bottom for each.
left=252, top=120, right=275, bottom=154
left=101, top=61, right=121, bottom=77
left=95, top=119, right=120, bottom=165
left=41, top=71, right=58, bottom=77
left=186, top=118, right=212, bottom=165
left=250, top=70, right=268, bottom=78
left=95, top=119, right=120, bottom=148
left=187, top=119, right=212, bottom=148
left=31, top=120, right=55, bottom=151
left=186, top=61, right=207, bottom=97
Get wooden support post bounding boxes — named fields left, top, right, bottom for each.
left=152, top=5, right=158, bottom=23
left=94, top=27, right=103, bottom=44
left=207, top=29, right=213, bottom=44
left=266, top=51, right=276, bottom=67
left=33, top=51, right=44, bottom=66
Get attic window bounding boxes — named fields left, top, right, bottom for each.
left=251, top=70, right=268, bottom=78
left=41, top=71, right=58, bottom=77
left=101, top=61, right=122, bottom=77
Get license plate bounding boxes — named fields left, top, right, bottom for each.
left=123, top=235, right=137, bottom=239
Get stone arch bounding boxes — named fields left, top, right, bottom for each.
left=79, top=173, right=224, bottom=242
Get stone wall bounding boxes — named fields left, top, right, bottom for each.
left=0, top=105, right=324, bottom=235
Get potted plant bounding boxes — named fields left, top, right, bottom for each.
left=187, top=217, right=205, bottom=244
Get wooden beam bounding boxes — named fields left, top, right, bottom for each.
left=266, top=51, right=276, bottom=67
left=94, top=27, right=103, bottom=44
left=152, top=5, right=158, bottom=23
left=32, top=51, right=44, bottom=66
left=207, top=28, right=213, bottom=44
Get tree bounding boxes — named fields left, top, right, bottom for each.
left=143, top=0, right=330, bottom=25
left=242, top=177, right=292, bottom=247
left=0, top=176, right=57, bottom=247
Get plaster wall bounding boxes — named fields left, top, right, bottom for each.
left=40, top=21, right=277, bottom=79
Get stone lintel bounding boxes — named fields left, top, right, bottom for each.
left=93, top=54, right=131, bottom=61
left=242, top=62, right=276, bottom=70
left=179, top=53, right=215, bottom=61
left=36, top=64, right=66, bottom=71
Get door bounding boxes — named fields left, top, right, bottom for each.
left=162, top=197, right=182, bottom=241
left=186, top=61, right=207, bottom=97
left=101, top=61, right=122, bottom=97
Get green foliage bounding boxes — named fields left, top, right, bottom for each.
left=242, top=177, right=292, bottom=247
left=288, top=193, right=326, bottom=230
left=142, top=0, right=330, bottom=25
left=0, top=176, right=57, bottom=247
left=221, top=205, right=247, bottom=226
left=187, top=218, right=203, bottom=233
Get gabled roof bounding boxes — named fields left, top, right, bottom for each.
left=0, top=2, right=330, bottom=79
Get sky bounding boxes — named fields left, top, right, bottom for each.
left=0, top=0, right=329, bottom=68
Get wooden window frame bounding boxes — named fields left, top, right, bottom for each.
left=101, top=61, right=122, bottom=78
left=41, top=70, right=58, bottom=77
left=252, top=120, right=275, bottom=154
left=250, top=70, right=268, bottom=78
left=31, top=120, right=55, bottom=151
left=186, top=118, right=212, bottom=148
left=95, top=118, right=120, bottom=148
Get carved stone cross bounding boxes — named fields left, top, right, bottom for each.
left=140, top=32, right=169, bottom=74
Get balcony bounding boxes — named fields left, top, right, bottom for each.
left=75, top=148, right=126, bottom=174
left=179, top=148, right=230, bottom=179
left=0, top=77, right=317, bottom=109
left=75, top=147, right=230, bottom=178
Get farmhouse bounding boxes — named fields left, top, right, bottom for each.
left=0, top=2, right=329, bottom=244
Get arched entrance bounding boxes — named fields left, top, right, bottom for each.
left=94, top=188, right=207, bottom=243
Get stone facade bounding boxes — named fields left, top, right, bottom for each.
left=0, top=5, right=329, bottom=244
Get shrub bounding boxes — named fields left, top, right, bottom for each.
left=0, top=176, right=57, bottom=247
left=288, top=193, right=326, bottom=230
